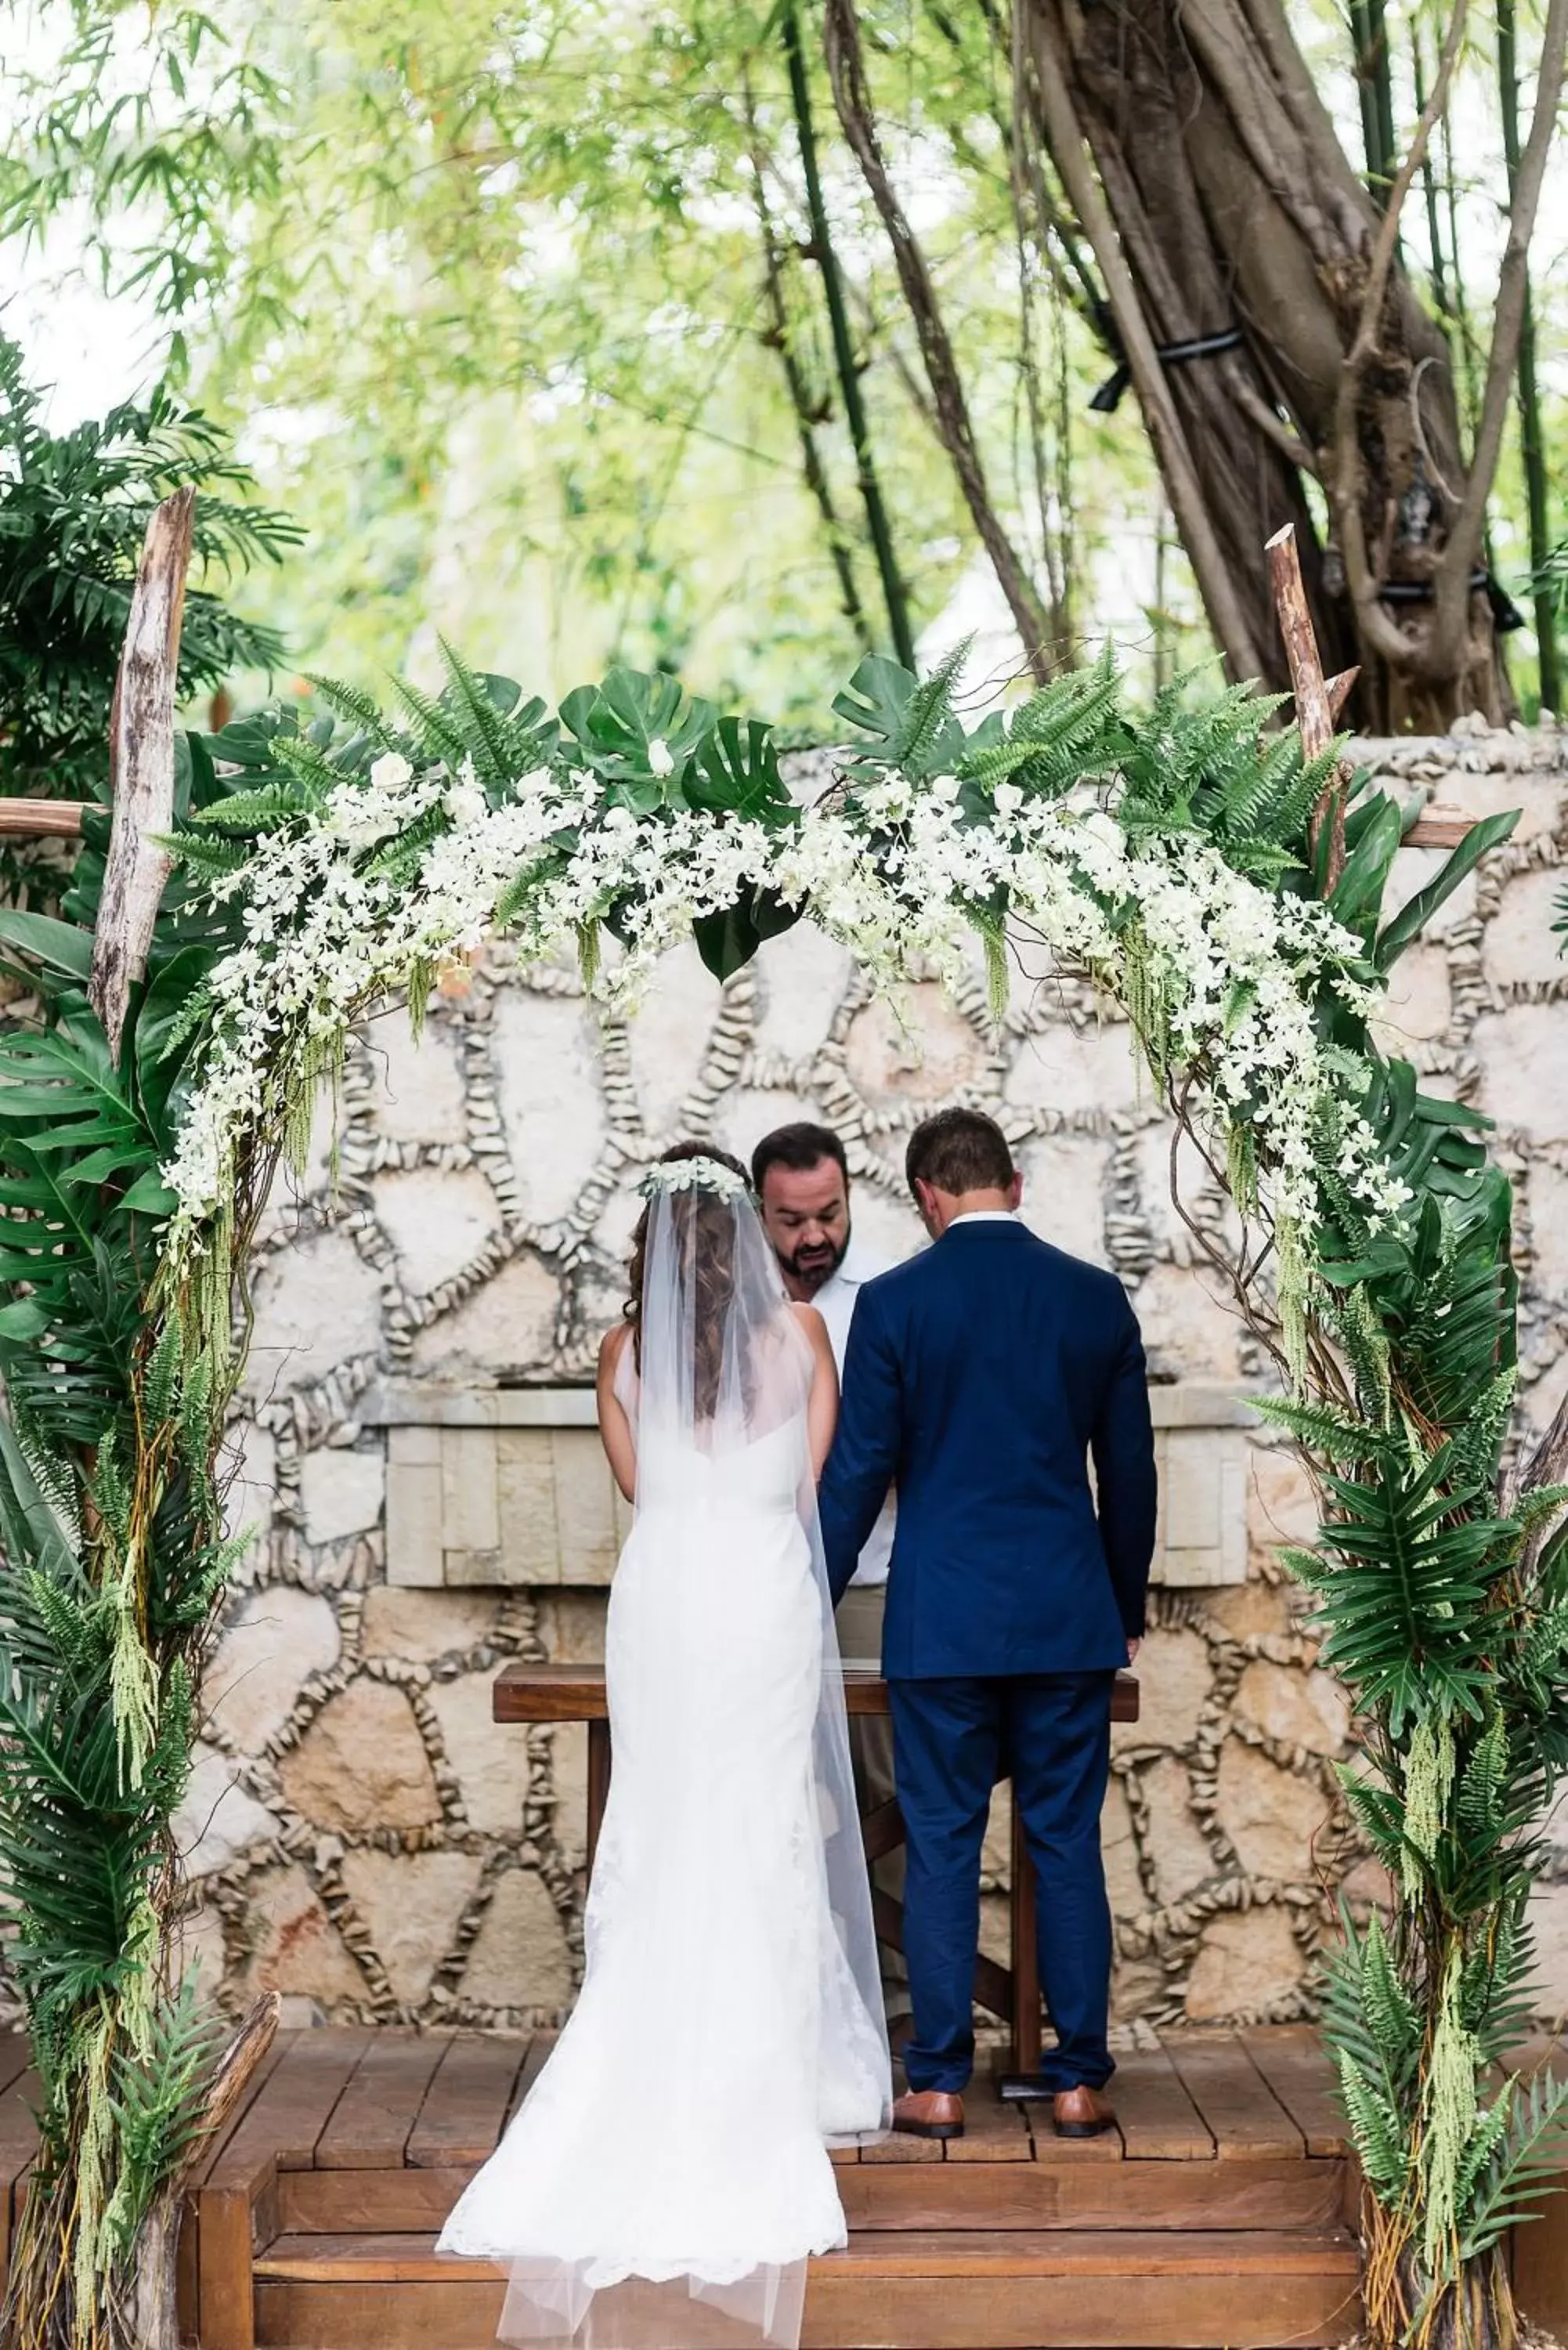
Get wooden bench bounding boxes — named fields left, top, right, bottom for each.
left=493, top=1661, right=1140, bottom=2079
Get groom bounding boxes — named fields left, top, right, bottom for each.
left=820, top=1108, right=1157, bottom=2142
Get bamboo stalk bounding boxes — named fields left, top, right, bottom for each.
left=1412, top=30, right=1451, bottom=322
left=742, top=69, right=873, bottom=653
left=823, top=0, right=1056, bottom=681
left=781, top=4, right=915, bottom=670
left=1498, top=0, right=1560, bottom=710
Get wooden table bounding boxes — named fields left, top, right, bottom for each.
left=494, top=1660, right=1140, bottom=2078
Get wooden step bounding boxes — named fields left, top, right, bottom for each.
left=253, top=2228, right=1363, bottom=2349
left=275, top=2151, right=1350, bottom=2237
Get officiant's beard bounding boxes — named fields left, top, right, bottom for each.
left=779, top=1228, right=848, bottom=1296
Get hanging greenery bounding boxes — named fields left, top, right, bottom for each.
left=0, top=621, right=1561, bottom=2350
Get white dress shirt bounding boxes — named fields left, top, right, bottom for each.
left=812, top=1233, right=896, bottom=1587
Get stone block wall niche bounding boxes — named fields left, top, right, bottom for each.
left=376, top=1387, right=632, bottom=1589
left=370, top=1380, right=1255, bottom=1595
left=165, top=722, right=1568, bottom=2037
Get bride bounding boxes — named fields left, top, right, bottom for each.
left=438, top=1143, right=892, bottom=2348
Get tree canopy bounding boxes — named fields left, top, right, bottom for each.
left=0, top=0, right=1562, bottom=726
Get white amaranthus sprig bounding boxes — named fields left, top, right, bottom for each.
left=161, top=758, right=782, bottom=1259
left=162, top=723, right=1404, bottom=1316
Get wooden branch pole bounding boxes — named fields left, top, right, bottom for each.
left=0, top=799, right=88, bottom=838
left=1267, top=528, right=1478, bottom=857
left=91, top=488, right=196, bottom=1060
left=1266, top=522, right=1346, bottom=888
left=1324, top=669, right=1360, bottom=725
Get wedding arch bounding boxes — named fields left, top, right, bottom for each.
left=0, top=495, right=1561, bottom=2350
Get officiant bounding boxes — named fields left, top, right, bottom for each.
left=752, top=1122, right=909, bottom=2034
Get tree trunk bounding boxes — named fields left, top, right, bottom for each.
left=1018, top=0, right=1515, bottom=729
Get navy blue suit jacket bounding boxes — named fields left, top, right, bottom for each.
left=819, top=1220, right=1158, bottom=1677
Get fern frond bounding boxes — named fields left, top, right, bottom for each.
left=391, top=674, right=469, bottom=771
left=1458, top=2067, right=1568, bottom=2262
left=187, top=780, right=319, bottom=833
left=168, top=833, right=252, bottom=884
left=436, top=638, right=515, bottom=786
left=303, top=672, right=399, bottom=747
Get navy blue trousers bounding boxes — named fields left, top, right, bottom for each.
left=887, top=1673, right=1115, bottom=2096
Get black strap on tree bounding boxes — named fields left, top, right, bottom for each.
left=1086, top=316, right=1526, bottom=634
left=1089, top=326, right=1243, bottom=414
left=1378, top=570, right=1526, bottom=631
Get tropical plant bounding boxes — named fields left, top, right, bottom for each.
left=0, top=331, right=297, bottom=825
left=0, top=718, right=271, bottom=2350
left=0, top=608, right=1560, bottom=2350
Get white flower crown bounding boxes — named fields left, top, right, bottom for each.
left=634, top=1155, right=753, bottom=1204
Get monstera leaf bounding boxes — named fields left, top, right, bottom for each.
left=831, top=649, right=970, bottom=782
left=692, top=884, right=803, bottom=982
left=559, top=667, right=717, bottom=799
left=684, top=716, right=795, bottom=825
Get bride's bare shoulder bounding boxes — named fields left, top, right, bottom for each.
left=598, top=1323, right=632, bottom=1371
left=790, top=1302, right=833, bottom=1360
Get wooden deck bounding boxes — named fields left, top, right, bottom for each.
left=195, top=2026, right=1364, bottom=2349
left=0, top=2026, right=1559, bottom=2347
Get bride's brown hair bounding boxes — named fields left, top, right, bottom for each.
left=624, top=1143, right=753, bottom=1419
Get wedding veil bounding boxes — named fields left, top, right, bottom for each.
left=487, top=1154, right=890, bottom=2350
left=625, top=1155, right=890, bottom=2136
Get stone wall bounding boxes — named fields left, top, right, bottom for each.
left=182, top=720, right=1568, bottom=2034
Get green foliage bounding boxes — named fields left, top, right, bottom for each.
left=1373, top=812, right=1521, bottom=971
left=0, top=715, right=262, bottom=2332
left=0, top=1425, right=174, bottom=2052
left=1238, top=771, right=1568, bottom=2334
left=832, top=643, right=977, bottom=782
left=0, top=625, right=1554, bottom=2350
left=185, top=643, right=807, bottom=982
left=101, top=1974, right=225, bottom=2253
left=0, top=332, right=298, bottom=812
left=1117, top=676, right=1339, bottom=880
left=1458, top=2063, right=1568, bottom=2264
left=1325, top=1911, right=1420, bottom=2200
left=1292, top=1446, right=1508, bottom=1732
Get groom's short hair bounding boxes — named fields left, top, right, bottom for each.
left=906, top=1109, right=1015, bottom=1197
left=751, top=1122, right=848, bottom=1192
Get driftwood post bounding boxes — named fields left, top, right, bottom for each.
left=1267, top=522, right=1475, bottom=869
left=90, top=489, right=195, bottom=1060
left=1266, top=522, right=1347, bottom=888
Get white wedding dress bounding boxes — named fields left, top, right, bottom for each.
left=439, top=1166, right=891, bottom=2349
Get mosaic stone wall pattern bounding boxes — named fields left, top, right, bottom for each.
left=175, top=721, right=1568, bottom=2037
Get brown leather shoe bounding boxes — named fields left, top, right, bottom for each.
left=892, top=2088, right=965, bottom=2141
left=1053, top=2084, right=1115, bottom=2138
